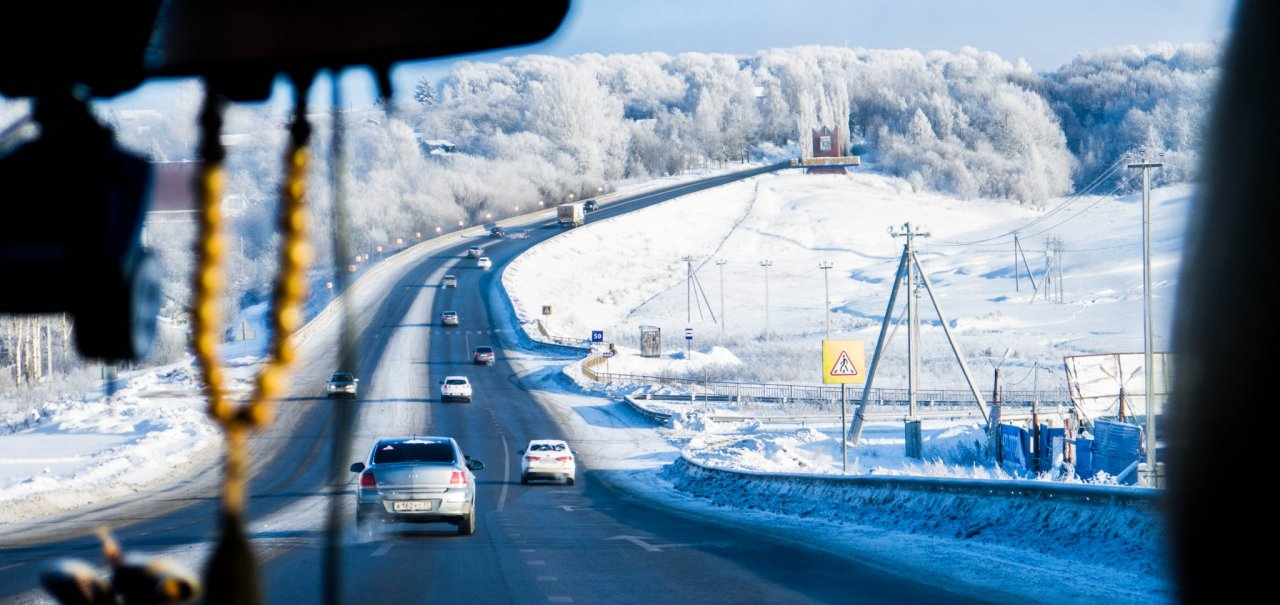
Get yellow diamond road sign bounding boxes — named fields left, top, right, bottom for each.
left=822, top=340, right=866, bottom=384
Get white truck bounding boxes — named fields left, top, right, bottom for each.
left=557, top=202, right=585, bottom=228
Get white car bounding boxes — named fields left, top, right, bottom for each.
left=440, top=376, right=472, bottom=402
left=441, top=310, right=459, bottom=326
left=441, top=275, right=457, bottom=288
left=477, top=256, right=492, bottom=269
left=466, top=246, right=483, bottom=258
left=520, top=439, right=576, bottom=485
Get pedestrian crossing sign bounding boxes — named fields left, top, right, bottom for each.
left=822, top=340, right=866, bottom=384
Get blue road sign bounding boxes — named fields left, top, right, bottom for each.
left=591, top=330, right=604, bottom=343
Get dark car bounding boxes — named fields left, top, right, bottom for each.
left=583, top=199, right=599, bottom=212
left=473, top=346, right=495, bottom=365
left=490, top=226, right=505, bottom=237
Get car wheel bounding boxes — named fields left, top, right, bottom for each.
left=457, top=508, right=475, bottom=536
left=356, top=511, right=375, bottom=540
left=520, top=473, right=529, bottom=485
left=566, top=476, right=575, bottom=486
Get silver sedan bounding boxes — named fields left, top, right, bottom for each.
left=350, top=436, right=485, bottom=536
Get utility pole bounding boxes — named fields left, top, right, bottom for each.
left=893, top=223, right=929, bottom=422
left=760, top=260, right=773, bottom=342
left=819, top=261, right=834, bottom=339
left=716, top=259, right=728, bottom=335
left=1128, top=155, right=1163, bottom=487
left=683, top=255, right=694, bottom=323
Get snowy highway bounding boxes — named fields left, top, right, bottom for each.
left=2, top=164, right=984, bottom=603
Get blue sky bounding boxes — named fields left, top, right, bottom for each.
left=108, top=0, right=1235, bottom=110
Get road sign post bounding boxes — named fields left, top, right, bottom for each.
left=823, top=340, right=866, bottom=473
left=684, top=327, right=693, bottom=360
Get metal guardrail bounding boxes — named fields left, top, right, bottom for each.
left=622, top=394, right=1034, bottom=425
left=674, top=456, right=1161, bottom=507
left=535, top=319, right=591, bottom=349
left=601, top=372, right=1070, bottom=408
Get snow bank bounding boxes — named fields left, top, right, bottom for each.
left=662, top=457, right=1170, bottom=594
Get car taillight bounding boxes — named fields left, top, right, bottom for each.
left=556, top=456, right=573, bottom=462
left=450, top=470, right=467, bottom=485
left=525, top=455, right=540, bottom=461
left=360, top=472, right=377, bottom=489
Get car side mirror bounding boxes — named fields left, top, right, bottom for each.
left=517, top=449, right=525, bottom=455
left=349, top=462, right=365, bottom=473
left=467, top=459, right=485, bottom=471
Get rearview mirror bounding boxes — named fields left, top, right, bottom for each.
left=467, top=459, right=486, bottom=471
left=349, top=462, right=365, bottom=473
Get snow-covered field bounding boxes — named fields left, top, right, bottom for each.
left=506, top=167, right=1190, bottom=482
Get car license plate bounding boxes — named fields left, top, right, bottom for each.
left=393, top=501, right=432, bottom=512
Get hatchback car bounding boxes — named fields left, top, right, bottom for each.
left=441, top=274, right=457, bottom=288
left=583, top=199, right=599, bottom=212
left=520, top=439, right=576, bottom=485
left=473, top=346, right=495, bottom=365
left=326, top=371, right=358, bottom=399
left=441, top=310, right=459, bottom=326
left=466, top=245, right=483, bottom=258
left=440, top=376, right=473, bottom=402
left=477, top=256, right=492, bottom=269
left=350, top=436, right=485, bottom=536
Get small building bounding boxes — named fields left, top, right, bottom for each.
left=807, top=126, right=854, bottom=174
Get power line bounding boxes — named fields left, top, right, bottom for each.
left=933, top=156, right=1129, bottom=248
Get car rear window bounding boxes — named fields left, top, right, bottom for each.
left=445, top=379, right=468, bottom=385
left=477, top=347, right=492, bottom=353
left=331, top=373, right=352, bottom=381
left=374, top=441, right=456, bottom=464
left=530, top=443, right=566, bottom=452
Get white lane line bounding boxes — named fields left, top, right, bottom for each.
left=519, top=548, right=536, bottom=553
left=548, top=597, right=573, bottom=603
left=370, top=543, right=394, bottom=557
left=536, top=576, right=558, bottom=582
left=498, top=429, right=510, bottom=512
left=526, top=560, right=546, bottom=566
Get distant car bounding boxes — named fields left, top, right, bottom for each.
left=326, top=371, right=358, bottom=399
left=583, top=199, right=599, bottom=212
left=350, top=436, right=485, bottom=536
left=477, top=256, right=492, bottom=269
left=441, top=274, right=457, bottom=288
left=516, top=229, right=530, bottom=239
left=440, top=376, right=473, bottom=402
left=441, top=310, right=459, bottom=326
left=473, top=346, right=495, bottom=365
left=466, top=246, right=483, bottom=258
left=520, top=439, right=576, bottom=485
left=490, top=226, right=505, bottom=237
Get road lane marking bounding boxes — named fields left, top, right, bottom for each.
left=527, top=560, right=546, bottom=566
left=548, top=597, right=573, bottom=603
left=520, top=548, right=536, bottom=553
left=606, top=535, right=700, bottom=552
left=536, top=576, right=558, bottom=582
left=498, top=430, right=510, bottom=512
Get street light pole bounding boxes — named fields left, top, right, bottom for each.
left=716, top=259, right=728, bottom=335
left=1129, top=155, right=1164, bottom=487
left=819, top=261, right=834, bottom=339
left=760, top=260, right=773, bottom=341
left=683, top=256, right=694, bottom=323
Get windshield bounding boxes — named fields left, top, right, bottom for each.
left=372, top=441, right=456, bottom=464
left=0, top=1, right=1235, bottom=603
